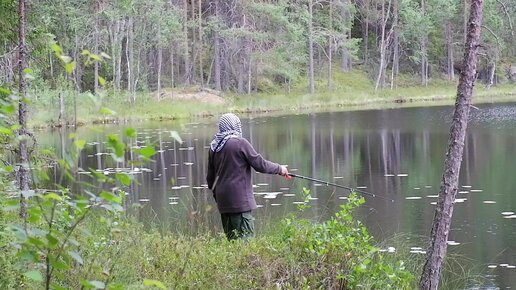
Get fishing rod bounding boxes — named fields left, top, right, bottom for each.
left=287, top=173, right=393, bottom=202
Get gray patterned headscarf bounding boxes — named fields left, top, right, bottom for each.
left=210, top=113, right=242, bottom=152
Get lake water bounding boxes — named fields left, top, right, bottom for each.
left=40, top=102, right=516, bottom=288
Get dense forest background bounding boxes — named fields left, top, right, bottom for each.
left=1, top=0, right=515, bottom=100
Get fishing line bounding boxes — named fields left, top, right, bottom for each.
left=287, top=173, right=394, bottom=203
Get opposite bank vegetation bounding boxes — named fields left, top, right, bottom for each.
left=30, top=70, right=516, bottom=128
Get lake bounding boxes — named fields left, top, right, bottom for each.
left=39, top=102, right=516, bottom=288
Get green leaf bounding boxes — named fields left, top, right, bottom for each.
left=81, top=280, right=106, bottom=289
left=99, top=191, right=122, bottom=204
left=51, top=43, right=63, bottom=54
left=139, top=147, right=156, bottom=158
left=100, top=107, right=116, bottom=115
left=68, top=250, right=84, bottom=265
left=75, top=139, right=86, bottom=150
left=98, top=76, right=106, bottom=86
left=143, top=279, right=166, bottom=289
left=124, top=127, right=136, bottom=138
left=24, top=270, right=43, bottom=282
left=46, top=234, right=59, bottom=248
left=115, top=173, right=131, bottom=186
left=0, top=127, right=13, bottom=135
left=65, top=61, right=76, bottom=73
left=170, top=131, right=183, bottom=144
left=44, top=193, right=62, bottom=201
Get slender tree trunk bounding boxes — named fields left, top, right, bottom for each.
left=198, top=0, right=204, bottom=87
left=308, top=0, right=315, bottom=94
left=375, top=0, right=391, bottom=91
left=363, top=0, right=369, bottom=65
left=213, top=1, right=222, bottom=91
left=94, top=0, right=100, bottom=94
left=327, top=0, right=333, bottom=90
left=421, top=0, right=429, bottom=86
left=157, top=21, right=162, bottom=100
left=391, top=0, right=399, bottom=89
left=157, top=46, right=162, bottom=99
left=463, top=0, right=469, bottom=43
left=170, top=45, right=175, bottom=88
left=446, top=21, right=455, bottom=80
left=182, top=0, right=190, bottom=85
left=17, top=0, right=29, bottom=220
left=419, top=0, right=484, bottom=288
left=126, top=17, right=133, bottom=103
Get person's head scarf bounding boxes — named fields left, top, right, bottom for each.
left=210, top=113, right=242, bottom=152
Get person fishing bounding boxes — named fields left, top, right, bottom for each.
left=207, top=113, right=289, bottom=240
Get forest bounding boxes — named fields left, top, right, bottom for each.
left=1, top=0, right=515, bottom=99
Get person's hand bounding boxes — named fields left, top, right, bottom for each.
left=279, top=165, right=289, bottom=177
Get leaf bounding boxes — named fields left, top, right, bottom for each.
left=170, top=131, right=183, bottom=144
left=100, top=52, right=111, bottom=59
left=81, top=280, right=106, bottom=289
left=44, top=193, right=62, bottom=201
left=0, top=127, right=13, bottom=135
left=59, top=55, right=72, bottom=64
left=46, top=234, right=59, bottom=248
left=100, top=107, right=116, bottom=115
left=99, top=191, right=122, bottom=204
left=24, top=270, right=43, bottom=282
left=124, top=127, right=136, bottom=138
left=143, top=279, right=166, bottom=289
left=98, top=76, right=106, bottom=86
left=115, top=173, right=131, bottom=186
left=51, top=43, right=63, bottom=54
left=68, top=250, right=84, bottom=265
left=65, top=61, right=76, bottom=73
left=139, top=147, right=156, bottom=158
left=75, top=139, right=86, bottom=150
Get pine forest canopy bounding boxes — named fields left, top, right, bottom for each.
left=0, top=0, right=515, bottom=95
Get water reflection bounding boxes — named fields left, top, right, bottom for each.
left=39, top=103, right=516, bottom=288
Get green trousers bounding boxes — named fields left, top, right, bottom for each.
left=220, top=211, right=255, bottom=240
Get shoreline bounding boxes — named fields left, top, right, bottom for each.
left=30, top=86, right=516, bottom=129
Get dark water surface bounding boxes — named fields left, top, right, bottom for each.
left=39, top=102, right=516, bottom=288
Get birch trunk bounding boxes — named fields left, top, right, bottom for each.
left=419, top=0, right=484, bottom=288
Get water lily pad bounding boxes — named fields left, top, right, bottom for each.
left=446, top=241, right=461, bottom=246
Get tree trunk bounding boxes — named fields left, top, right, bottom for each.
left=421, top=0, right=429, bottom=86
left=198, top=0, right=204, bottom=87
left=182, top=0, right=190, bottom=85
left=419, top=0, right=484, bottom=288
left=126, top=17, right=134, bottom=103
left=17, top=0, right=29, bottom=220
left=445, top=20, right=455, bottom=81
left=391, top=0, right=399, bottom=89
left=375, top=0, right=391, bottom=91
left=170, top=45, right=175, bottom=88
left=157, top=22, right=162, bottom=100
left=308, top=0, right=315, bottom=94
left=94, top=0, right=100, bottom=95
left=327, top=0, right=333, bottom=90
left=213, top=1, right=222, bottom=91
